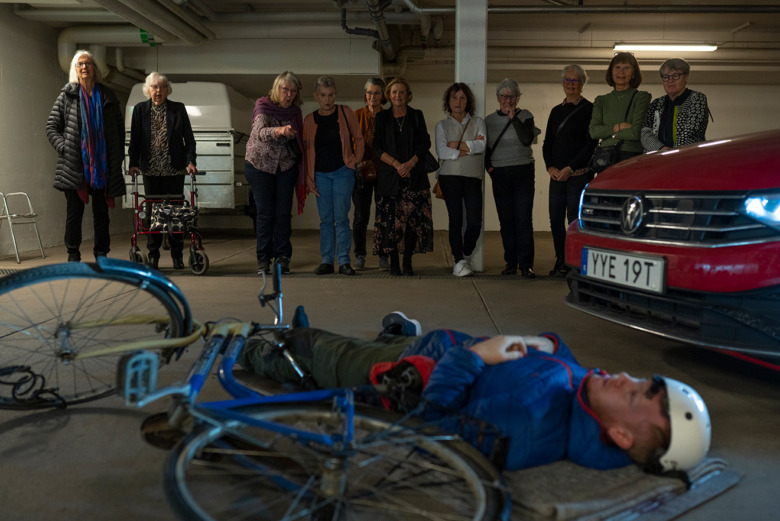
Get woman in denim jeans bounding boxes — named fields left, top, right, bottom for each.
left=303, top=76, right=364, bottom=275
left=244, top=71, right=305, bottom=276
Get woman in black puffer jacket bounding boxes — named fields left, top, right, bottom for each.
left=46, top=49, right=125, bottom=262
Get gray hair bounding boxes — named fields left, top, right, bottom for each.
left=142, top=72, right=172, bottom=98
left=561, top=64, right=588, bottom=85
left=69, top=49, right=103, bottom=83
left=660, top=58, right=691, bottom=76
left=495, top=78, right=522, bottom=98
left=364, top=77, right=386, bottom=93
left=314, top=75, right=337, bottom=92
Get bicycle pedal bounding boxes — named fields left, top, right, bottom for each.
left=117, top=351, right=159, bottom=405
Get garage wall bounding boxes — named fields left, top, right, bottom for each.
left=1, top=5, right=779, bottom=258
left=0, top=5, right=137, bottom=259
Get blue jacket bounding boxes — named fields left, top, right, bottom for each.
left=401, top=330, right=633, bottom=471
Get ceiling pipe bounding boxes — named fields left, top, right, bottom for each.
left=115, top=0, right=206, bottom=43
left=187, top=0, right=218, bottom=22
left=401, top=0, right=780, bottom=15
left=341, top=8, right=379, bottom=39
left=157, top=0, right=215, bottom=40
left=87, top=0, right=179, bottom=43
left=365, top=0, right=397, bottom=61
left=89, top=0, right=203, bottom=45
left=12, top=5, right=123, bottom=23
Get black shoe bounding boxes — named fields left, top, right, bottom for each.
left=67, top=253, right=81, bottom=262
left=549, top=263, right=570, bottom=277
left=257, top=259, right=270, bottom=275
left=148, top=256, right=159, bottom=270
left=172, top=257, right=185, bottom=270
left=278, top=257, right=291, bottom=275
left=520, top=267, right=536, bottom=279
left=402, top=266, right=415, bottom=276
left=339, top=264, right=356, bottom=276
left=314, top=263, right=334, bottom=275
left=501, top=266, right=517, bottom=275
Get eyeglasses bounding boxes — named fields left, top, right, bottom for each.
left=563, top=78, right=581, bottom=85
left=76, top=62, right=93, bottom=69
left=366, top=91, right=382, bottom=97
left=499, top=94, right=518, bottom=101
left=280, top=86, right=298, bottom=95
left=660, top=73, right=685, bottom=82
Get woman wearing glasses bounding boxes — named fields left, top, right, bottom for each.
left=46, top=50, right=125, bottom=262
left=245, top=71, right=305, bottom=276
left=542, top=65, right=598, bottom=277
left=589, top=52, right=651, bottom=162
left=641, top=59, right=710, bottom=152
left=485, top=78, right=540, bottom=277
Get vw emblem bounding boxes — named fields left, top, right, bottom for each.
left=621, top=196, right=645, bottom=234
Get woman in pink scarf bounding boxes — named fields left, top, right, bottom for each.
left=244, top=71, right=305, bottom=276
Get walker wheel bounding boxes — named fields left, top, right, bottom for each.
left=189, top=250, right=209, bottom=275
left=129, top=247, right=147, bottom=265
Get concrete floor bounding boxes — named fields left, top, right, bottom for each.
left=0, top=229, right=778, bottom=520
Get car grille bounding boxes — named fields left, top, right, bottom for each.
left=566, top=273, right=780, bottom=357
left=579, top=190, right=780, bottom=246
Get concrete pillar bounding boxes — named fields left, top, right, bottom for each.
left=455, top=0, right=488, bottom=271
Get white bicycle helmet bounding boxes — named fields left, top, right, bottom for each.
left=657, top=376, right=712, bottom=472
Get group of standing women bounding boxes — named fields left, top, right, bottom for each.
left=544, top=52, right=709, bottom=276
left=47, top=51, right=708, bottom=277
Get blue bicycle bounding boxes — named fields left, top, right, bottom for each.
left=1, top=258, right=510, bottom=520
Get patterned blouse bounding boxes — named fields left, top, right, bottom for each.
left=147, top=101, right=186, bottom=176
left=245, top=113, right=298, bottom=174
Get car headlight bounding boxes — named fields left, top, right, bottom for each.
left=744, top=194, right=780, bottom=230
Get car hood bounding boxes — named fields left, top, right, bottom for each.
left=590, top=128, right=780, bottom=192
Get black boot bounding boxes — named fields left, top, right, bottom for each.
left=389, top=251, right=401, bottom=276
left=402, top=251, right=414, bottom=276
left=402, top=229, right=416, bottom=276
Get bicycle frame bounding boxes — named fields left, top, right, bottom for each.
left=119, top=264, right=360, bottom=452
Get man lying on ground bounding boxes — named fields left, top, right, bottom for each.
left=238, top=310, right=711, bottom=474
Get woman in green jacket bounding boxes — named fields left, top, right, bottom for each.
left=589, top=52, right=651, bottom=162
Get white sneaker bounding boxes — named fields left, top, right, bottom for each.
left=453, top=259, right=473, bottom=277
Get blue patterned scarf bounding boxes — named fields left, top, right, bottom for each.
left=79, top=84, right=108, bottom=189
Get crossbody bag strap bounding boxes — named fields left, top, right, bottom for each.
left=492, top=117, right=513, bottom=150
left=339, top=104, right=354, bottom=150
left=623, top=91, right=638, bottom=124
left=439, top=117, right=472, bottom=169
left=554, top=102, right=587, bottom=138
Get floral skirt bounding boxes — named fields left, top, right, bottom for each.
left=372, top=188, right=434, bottom=255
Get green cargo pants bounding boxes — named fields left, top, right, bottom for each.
left=238, top=327, right=416, bottom=389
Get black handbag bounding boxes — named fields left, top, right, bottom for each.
left=588, top=91, right=637, bottom=173
left=285, top=137, right=301, bottom=161
left=423, top=151, right=440, bottom=174
left=588, top=142, right=623, bottom=173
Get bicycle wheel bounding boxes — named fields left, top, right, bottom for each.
left=165, top=403, right=509, bottom=521
left=0, top=262, right=186, bottom=409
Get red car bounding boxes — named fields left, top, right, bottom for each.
left=565, top=129, right=780, bottom=368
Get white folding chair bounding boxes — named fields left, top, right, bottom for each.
left=0, top=192, right=46, bottom=263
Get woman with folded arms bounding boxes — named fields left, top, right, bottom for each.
left=589, top=52, right=651, bottom=162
